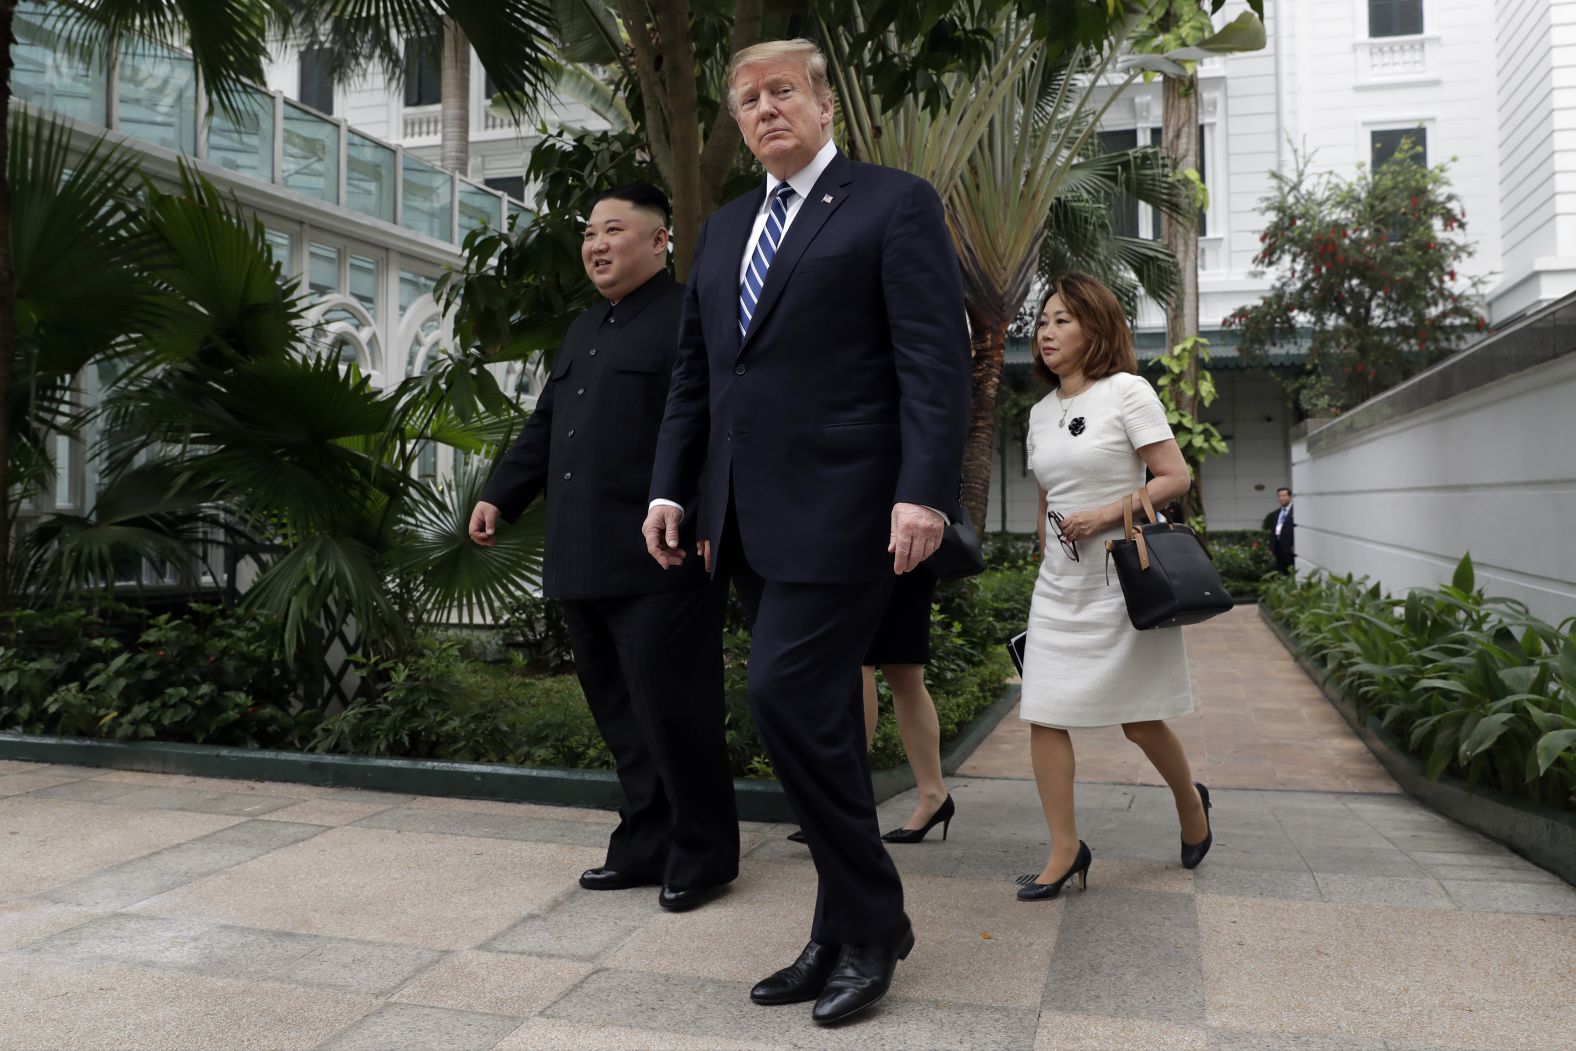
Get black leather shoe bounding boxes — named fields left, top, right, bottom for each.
left=1181, top=782, right=1213, bottom=870
left=578, top=867, right=660, bottom=891
left=786, top=828, right=808, bottom=843
left=658, top=882, right=728, bottom=912
left=810, top=920, right=915, bottom=1025
left=749, top=940, right=840, bottom=1005
left=1016, top=841, right=1092, bottom=902
left=881, top=795, right=955, bottom=844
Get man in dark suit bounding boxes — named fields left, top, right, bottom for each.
left=640, top=40, right=970, bottom=1025
left=470, top=183, right=737, bottom=913
left=1269, top=486, right=1295, bottom=573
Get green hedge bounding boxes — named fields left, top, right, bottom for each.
left=0, top=564, right=1032, bottom=779
left=1262, top=557, right=1576, bottom=810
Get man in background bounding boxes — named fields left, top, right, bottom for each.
left=1269, top=486, right=1295, bottom=574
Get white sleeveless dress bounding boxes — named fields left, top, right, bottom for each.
left=1019, top=373, right=1193, bottom=727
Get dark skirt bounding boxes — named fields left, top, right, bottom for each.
left=862, top=569, right=937, bottom=667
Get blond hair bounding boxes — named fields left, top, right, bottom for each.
left=726, top=38, right=833, bottom=116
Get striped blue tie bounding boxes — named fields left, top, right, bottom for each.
left=739, top=182, right=796, bottom=337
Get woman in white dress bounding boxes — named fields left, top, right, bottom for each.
left=1017, top=273, right=1213, bottom=902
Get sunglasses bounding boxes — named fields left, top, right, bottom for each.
left=1048, top=510, right=1079, bottom=562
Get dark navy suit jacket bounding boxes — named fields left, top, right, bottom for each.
left=650, top=150, right=971, bottom=584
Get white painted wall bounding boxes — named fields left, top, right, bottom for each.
left=1198, top=370, right=1294, bottom=530
left=1289, top=352, right=1576, bottom=625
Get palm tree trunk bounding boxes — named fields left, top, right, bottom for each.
left=0, top=0, right=17, bottom=609
left=960, top=301, right=1006, bottom=532
left=439, top=18, right=470, bottom=175
left=1160, top=72, right=1204, bottom=520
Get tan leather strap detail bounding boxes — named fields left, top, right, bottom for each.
left=1123, top=494, right=1135, bottom=539
left=1135, top=527, right=1150, bottom=570
left=1136, top=487, right=1158, bottom=525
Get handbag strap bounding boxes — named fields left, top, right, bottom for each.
left=1121, top=493, right=1151, bottom=571
left=1135, top=487, right=1158, bottom=525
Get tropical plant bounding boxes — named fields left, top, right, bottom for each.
left=1224, top=142, right=1488, bottom=417
left=1263, top=556, right=1576, bottom=809
left=0, top=0, right=564, bottom=607
left=7, top=129, right=545, bottom=681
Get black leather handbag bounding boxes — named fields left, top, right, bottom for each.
left=1105, top=489, right=1233, bottom=630
left=925, top=504, right=986, bottom=581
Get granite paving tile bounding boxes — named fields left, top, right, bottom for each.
left=319, top=1003, right=523, bottom=1051
left=354, top=805, right=612, bottom=848
left=1312, top=873, right=1455, bottom=909
left=1040, top=888, right=1205, bottom=1024
left=390, top=951, right=594, bottom=1017
left=1440, top=879, right=1576, bottom=915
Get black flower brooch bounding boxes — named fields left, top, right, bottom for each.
left=1068, top=417, right=1087, bottom=437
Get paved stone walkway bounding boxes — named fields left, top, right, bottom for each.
left=1, top=606, right=1574, bottom=1050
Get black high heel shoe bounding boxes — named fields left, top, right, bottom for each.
left=881, top=795, right=955, bottom=844
left=1180, top=782, right=1213, bottom=870
left=1016, top=841, right=1091, bottom=901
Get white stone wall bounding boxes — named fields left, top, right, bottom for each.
left=1289, top=351, right=1576, bottom=624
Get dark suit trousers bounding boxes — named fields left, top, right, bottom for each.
left=1272, top=540, right=1295, bottom=574
left=720, top=505, right=905, bottom=945
left=559, top=584, right=738, bottom=889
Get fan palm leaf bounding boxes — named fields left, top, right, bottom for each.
left=391, top=456, right=545, bottom=624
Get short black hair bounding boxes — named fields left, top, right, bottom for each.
left=1277, top=487, right=1292, bottom=496
left=589, top=182, right=671, bottom=227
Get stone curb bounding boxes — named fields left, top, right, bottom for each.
left=1258, top=601, right=1576, bottom=885
left=0, top=684, right=1020, bottom=825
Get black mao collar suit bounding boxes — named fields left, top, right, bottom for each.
left=481, top=268, right=736, bottom=892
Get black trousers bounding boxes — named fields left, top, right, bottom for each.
left=720, top=505, right=906, bottom=945
left=559, top=584, right=738, bottom=890
left=1272, top=542, right=1294, bottom=574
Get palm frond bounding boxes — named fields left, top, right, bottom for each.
left=241, top=533, right=408, bottom=662
left=14, top=462, right=233, bottom=599
left=49, top=0, right=289, bottom=120
left=390, top=458, right=545, bottom=624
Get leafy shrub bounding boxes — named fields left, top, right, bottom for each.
left=1208, top=529, right=1278, bottom=600
left=0, top=604, right=315, bottom=747
left=501, top=593, right=575, bottom=673
left=1262, top=556, right=1576, bottom=809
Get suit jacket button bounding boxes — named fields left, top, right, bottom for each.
left=734, top=364, right=746, bottom=375
left=576, top=387, right=585, bottom=396
left=589, top=348, right=597, bottom=356
left=567, top=429, right=575, bottom=438
left=563, top=471, right=572, bottom=480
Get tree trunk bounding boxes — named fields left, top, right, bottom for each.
left=0, top=0, right=17, bottom=608
left=960, top=301, right=1005, bottom=532
left=1160, top=71, right=1205, bottom=521
left=439, top=19, right=470, bottom=175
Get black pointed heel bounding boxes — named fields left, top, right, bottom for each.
left=1181, top=782, right=1213, bottom=870
left=1016, top=841, right=1092, bottom=901
left=881, top=794, right=955, bottom=844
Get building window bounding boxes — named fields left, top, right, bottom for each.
left=485, top=175, right=525, bottom=200
left=1371, top=127, right=1427, bottom=170
left=1098, top=129, right=1139, bottom=240
left=298, top=48, right=333, bottom=115
left=403, top=35, right=442, bottom=107
left=1369, top=0, right=1423, bottom=38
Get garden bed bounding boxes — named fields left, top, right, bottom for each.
left=0, top=684, right=1019, bottom=823
left=1259, top=599, right=1576, bottom=885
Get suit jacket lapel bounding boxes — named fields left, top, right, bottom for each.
left=738, top=152, right=853, bottom=355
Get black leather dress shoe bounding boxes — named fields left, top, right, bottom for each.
left=810, top=920, right=915, bottom=1026
left=657, top=882, right=728, bottom=912
left=578, top=867, right=660, bottom=891
left=749, top=940, right=840, bottom=1005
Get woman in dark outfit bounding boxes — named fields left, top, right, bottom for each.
left=786, top=569, right=955, bottom=844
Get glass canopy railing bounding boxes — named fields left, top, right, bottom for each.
left=9, top=2, right=523, bottom=246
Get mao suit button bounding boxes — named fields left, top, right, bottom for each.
left=734, top=364, right=747, bottom=375
left=563, top=471, right=572, bottom=480
left=576, top=387, right=585, bottom=396
left=567, top=429, right=575, bottom=438
left=589, top=348, right=597, bottom=356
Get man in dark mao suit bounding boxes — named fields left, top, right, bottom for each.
left=471, top=183, right=737, bottom=912
left=641, top=40, right=971, bottom=1025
